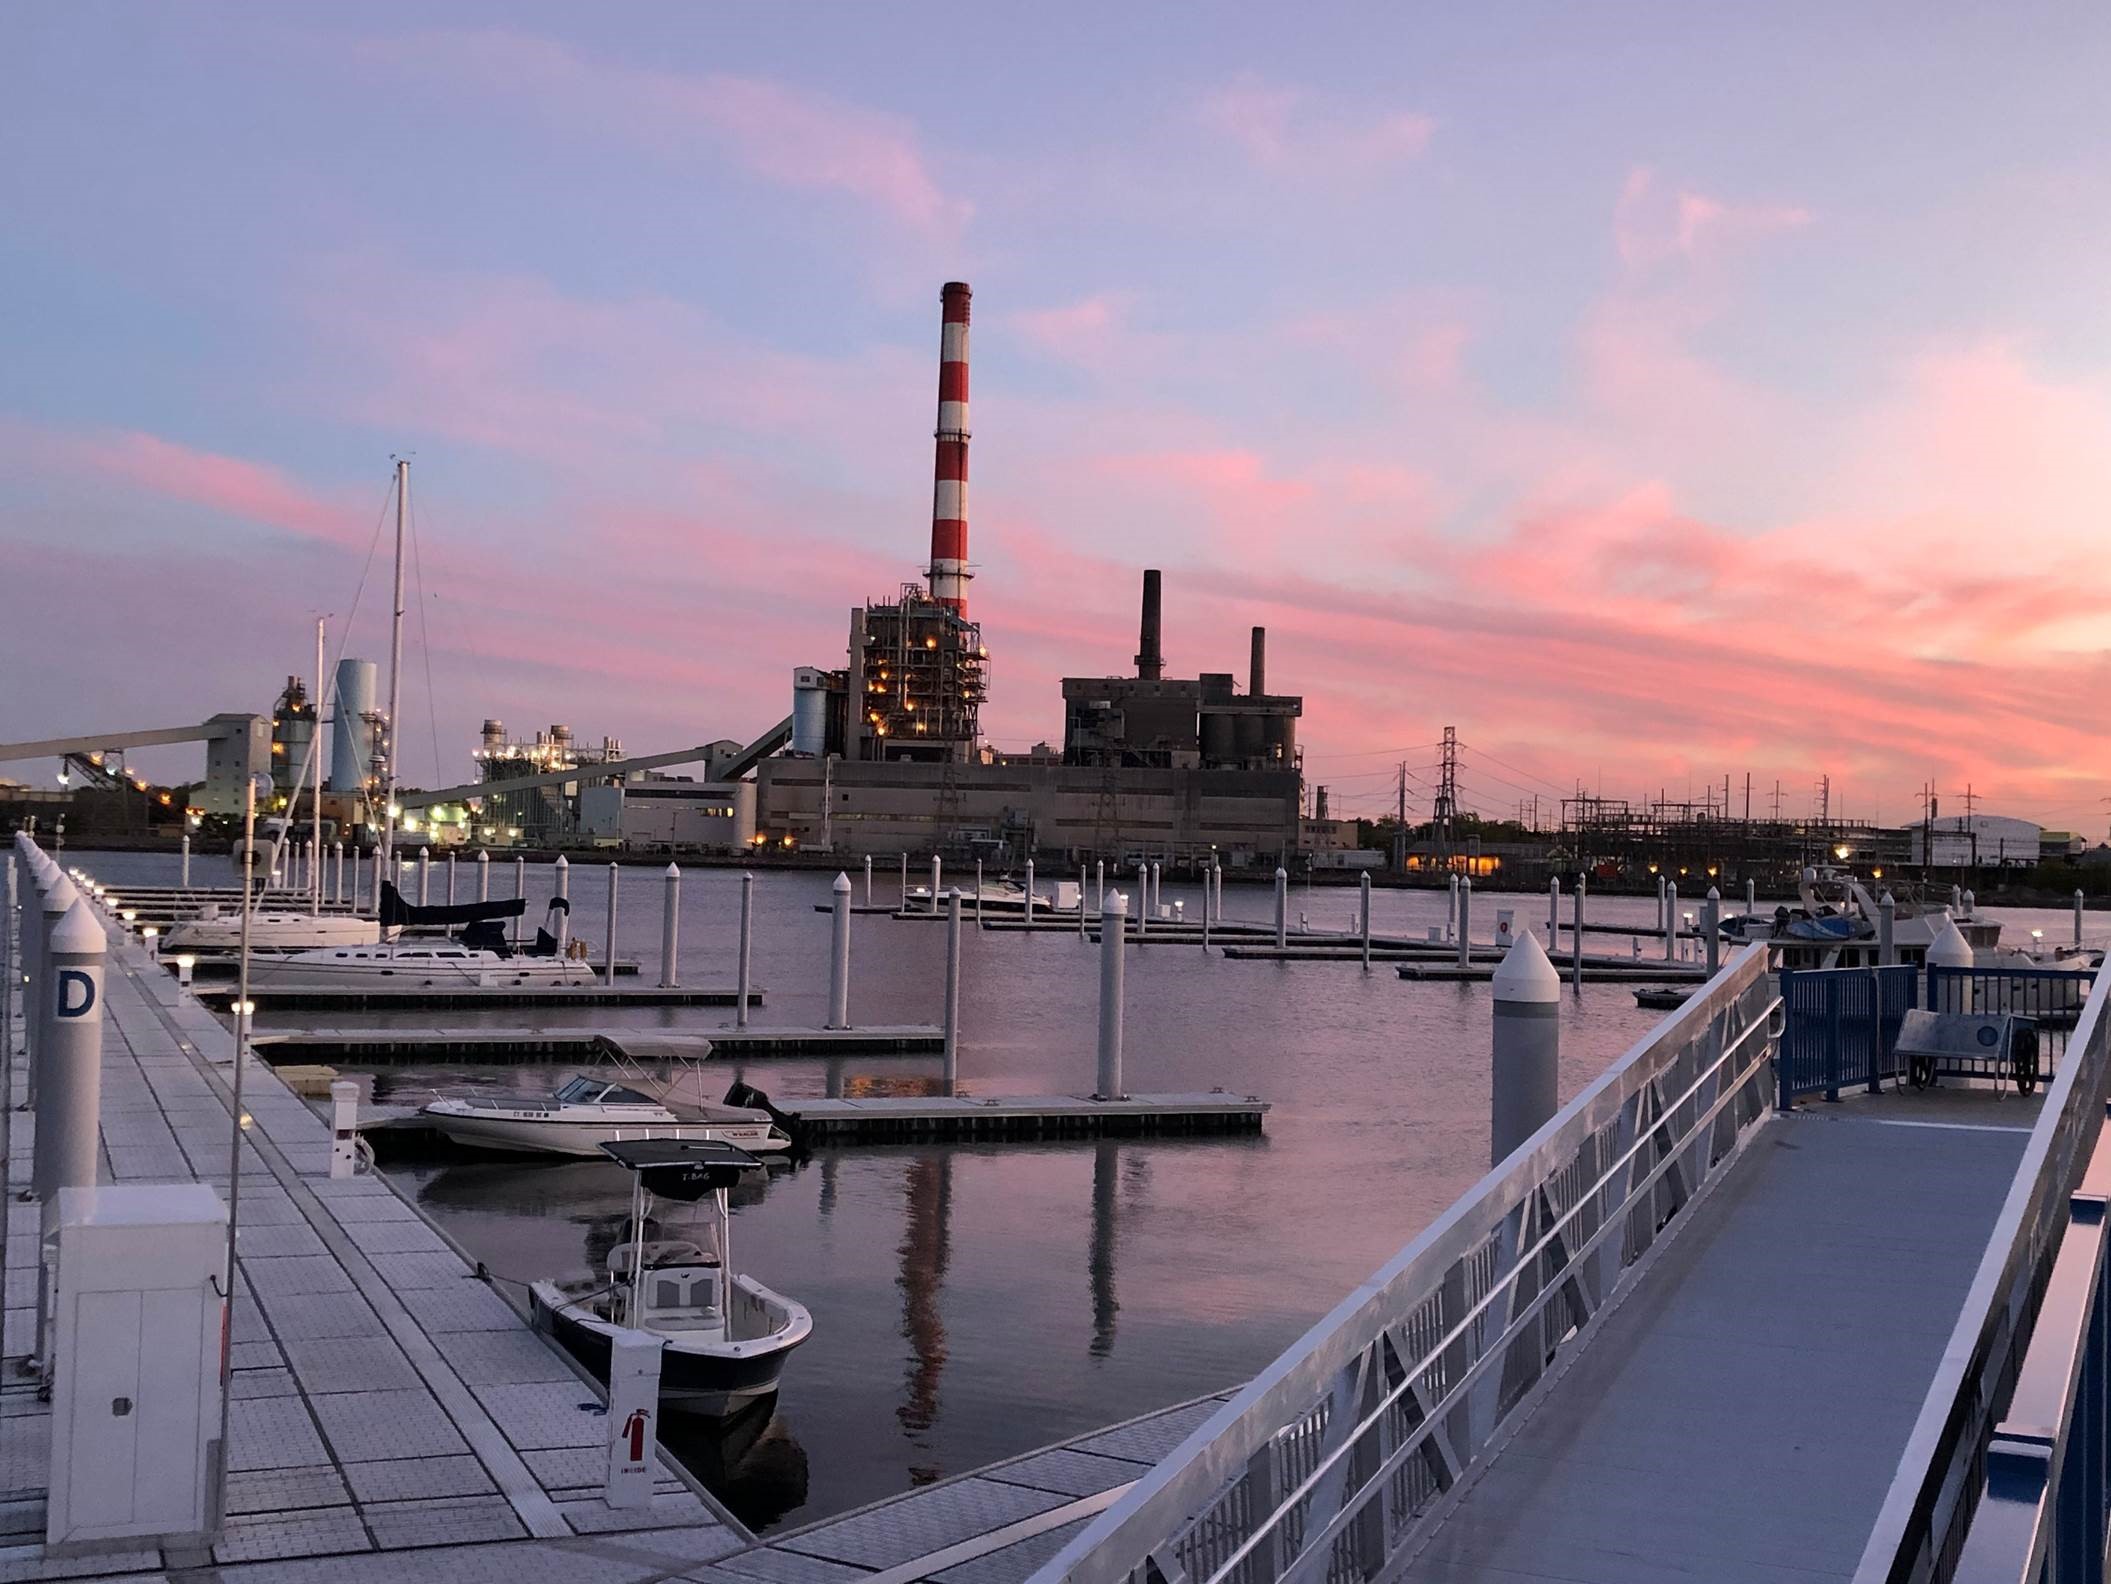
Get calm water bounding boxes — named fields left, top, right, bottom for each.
left=75, top=850, right=2090, bottom=1529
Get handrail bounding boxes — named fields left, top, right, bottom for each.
left=1853, top=958, right=2111, bottom=1583
left=1032, top=944, right=1777, bottom=1584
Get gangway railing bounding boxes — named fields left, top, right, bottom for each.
left=1856, top=957, right=2111, bottom=1583
left=1029, top=945, right=1779, bottom=1584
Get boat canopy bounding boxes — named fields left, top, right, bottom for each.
left=378, top=880, right=528, bottom=929
left=598, top=1137, right=761, bottom=1198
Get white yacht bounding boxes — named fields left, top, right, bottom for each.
left=422, top=1072, right=794, bottom=1158
left=905, top=874, right=1055, bottom=911
left=533, top=1139, right=811, bottom=1416
left=161, top=906, right=383, bottom=954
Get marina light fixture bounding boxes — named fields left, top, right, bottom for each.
left=1833, top=844, right=1852, bottom=861
left=121, top=909, right=137, bottom=923
left=1872, top=867, right=1884, bottom=879
left=232, top=1000, right=255, bottom=1017
left=2032, top=929, right=2045, bottom=943
left=1647, top=863, right=1658, bottom=875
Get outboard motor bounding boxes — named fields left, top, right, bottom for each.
left=724, top=1081, right=808, bottom=1156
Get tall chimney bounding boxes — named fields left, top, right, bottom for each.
left=1135, top=569, right=1163, bottom=681
left=928, top=282, right=972, bottom=616
left=1250, top=626, right=1267, bottom=696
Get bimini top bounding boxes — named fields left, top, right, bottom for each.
left=598, top=1137, right=761, bottom=1199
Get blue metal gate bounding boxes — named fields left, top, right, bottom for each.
left=1777, top=965, right=1919, bottom=1107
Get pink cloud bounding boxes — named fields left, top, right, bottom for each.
left=368, top=29, right=966, bottom=234
left=1615, top=167, right=1812, bottom=270
left=1198, top=75, right=1433, bottom=173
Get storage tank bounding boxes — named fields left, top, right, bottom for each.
left=1234, top=713, right=1265, bottom=762
left=791, top=668, right=830, bottom=757
left=1200, top=712, right=1236, bottom=765
left=330, top=658, right=377, bottom=792
left=1262, top=714, right=1296, bottom=765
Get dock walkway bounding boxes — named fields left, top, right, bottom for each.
left=1398, top=1090, right=2039, bottom=1584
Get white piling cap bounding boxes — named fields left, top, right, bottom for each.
left=477, top=848, right=489, bottom=860
left=1928, top=917, right=1975, bottom=969
left=555, top=854, right=568, bottom=868
left=665, top=862, right=680, bottom=877
left=1493, top=930, right=1561, bottom=1004
left=43, top=874, right=78, bottom=912
left=833, top=871, right=851, bottom=892
left=1706, top=886, right=1720, bottom=901
left=1104, top=889, right=1129, bottom=917
left=419, top=846, right=429, bottom=857
left=1275, top=867, right=1287, bottom=879
left=51, top=894, right=106, bottom=955
left=1879, top=891, right=1895, bottom=908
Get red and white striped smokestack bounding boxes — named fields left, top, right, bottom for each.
left=928, top=281, right=972, bottom=616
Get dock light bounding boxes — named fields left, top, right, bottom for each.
left=239, top=1112, right=253, bottom=1129
left=121, top=909, right=137, bottom=924
left=175, top=953, right=196, bottom=987
left=232, top=1000, right=255, bottom=1017
left=2032, top=929, right=2045, bottom=944
left=1872, top=867, right=1884, bottom=879
left=142, top=926, right=158, bottom=956
left=1648, top=863, right=1659, bottom=875
left=1834, top=844, right=1852, bottom=861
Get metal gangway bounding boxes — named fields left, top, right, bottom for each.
left=1030, top=945, right=2111, bottom=1584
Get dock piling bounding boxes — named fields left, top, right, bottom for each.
left=1202, top=865, right=1213, bottom=952
left=1079, top=864, right=1088, bottom=936
left=1151, top=862, right=1162, bottom=923
left=827, top=872, right=852, bottom=1029
left=975, top=858, right=984, bottom=924
left=1571, top=874, right=1585, bottom=991
left=943, top=888, right=963, bottom=1085
left=1548, top=876, right=1561, bottom=945
left=1212, top=859, right=1223, bottom=919
left=1448, top=874, right=1460, bottom=942
left=418, top=846, right=430, bottom=906
left=1360, top=870, right=1372, bottom=971
left=446, top=852, right=457, bottom=905
left=1665, top=882, right=1678, bottom=961
left=604, top=863, right=620, bottom=984
left=333, top=841, right=345, bottom=905
left=1025, top=860, right=1036, bottom=925
left=930, top=855, right=942, bottom=914
left=863, top=854, right=873, bottom=907
left=1704, top=887, right=1720, bottom=976
left=477, top=848, right=489, bottom=901
left=900, top=852, right=909, bottom=904
left=180, top=832, right=191, bottom=888
left=2077, top=889, right=2086, bottom=946
left=1746, top=877, right=1757, bottom=915
left=1095, top=859, right=1105, bottom=914
left=1878, top=891, right=1896, bottom=966
left=1274, top=867, right=1288, bottom=949
left=554, top=854, right=570, bottom=954
left=1457, top=877, right=1473, bottom=967
left=1491, top=930, right=1560, bottom=1167
left=659, top=863, right=680, bottom=989
left=1097, top=890, right=1128, bottom=1099
left=512, top=855, right=525, bottom=943
left=736, top=871, right=754, bottom=1029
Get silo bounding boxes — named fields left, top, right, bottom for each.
left=791, top=668, right=830, bottom=756
left=331, top=658, right=378, bottom=792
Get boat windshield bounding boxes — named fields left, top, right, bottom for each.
left=554, top=1077, right=658, bottom=1105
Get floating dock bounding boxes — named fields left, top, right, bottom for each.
left=257, top=1025, right=945, bottom=1063
left=782, top=1091, right=1267, bottom=1143
left=193, top=982, right=760, bottom=1010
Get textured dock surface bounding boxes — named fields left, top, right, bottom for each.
left=255, top=1025, right=944, bottom=1062
left=196, top=982, right=758, bottom=1009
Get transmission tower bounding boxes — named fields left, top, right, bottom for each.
left=1434, top=726, right=1458, bottom=864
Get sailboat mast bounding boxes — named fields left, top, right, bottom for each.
left=379, top=459, right=408, bottom=871
left=312, top=614, right=325, bottom=916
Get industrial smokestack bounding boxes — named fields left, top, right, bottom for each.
left=1136, top=569, right=1163, bottom=681
left=928, top=281, right=972, bottom=616
left=1250, top=626, right=1267, bottom=696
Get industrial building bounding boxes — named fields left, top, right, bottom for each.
left=1909, top=812, right=2045, bottom=869
left=579, top=773, right=757, bottom=850
left=472, top=720, right=627, bottom=845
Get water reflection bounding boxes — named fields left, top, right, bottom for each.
left=660, top=1396, right=811, bottom=1530
left=1090, top=1143, right=1118, bottom=1358
left=896, top=1153, right=953, bottom=1470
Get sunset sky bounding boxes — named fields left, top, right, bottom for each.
left=5, top=5, right=2109, bottom=832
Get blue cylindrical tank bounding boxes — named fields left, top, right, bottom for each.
left=791, top=667, right=829, bottom=757
left=330, top=658, right=377, bottom=792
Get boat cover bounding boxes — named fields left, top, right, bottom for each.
left=379, top=880, right=528, bottom=929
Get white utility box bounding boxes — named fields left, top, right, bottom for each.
left=47, top=1184, right=227, bottom=1551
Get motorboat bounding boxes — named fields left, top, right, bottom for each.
left=905, top=874, right=1055, bottom=911
left=161, top=905, right=383, bottom=954
left=533, top=1138, right=811, bottom=1416
left=422, top=1071, right=795, bottom=1159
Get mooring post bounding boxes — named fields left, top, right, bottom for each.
left=35, top=895, right=105, bottom=1364
left=1095, top=859, right=1105, bottom=914
left=1951, top=884, right=1962, bottom=913
left=827, top=872, right=852, bottom=1029
left=974, top=858, right=985, bottom=924
left=1878, top=890, right=1897, bottom=967
left=1078, top=864, right=1088, bottom=936
left=416, top=846, right=429, bottom=906
left=1457, top=877, right=1473, bottom=967
left=1096, top=890, right=1128, bottom=1099
left=330, top=1079, right=359, bottom=1180
left=1447, top=874, right=1460, bottom=942
left=930, top=855, right=942, bottom=915
left=1571, top=874, right=1586, bottom=991
left=512, top=855, right=525, bottom=944
left=659, top=863, right=680, bottom=989
left=332, top=841, right=345, bottom=905
left=1360, top=870, right=1373, bottom=971
left=1548, top=876, right=1561, bottom=945
left=2076, top=889, right=2086, bottom=947
left=554, top=854, right=570, bottom=955
left=476, top=848, right=489, bottom=902
left=443, top=851, right=455, bottom=905
left=943, top=887, right=963, bottom=1086
left=1491, top=931, right=1560, bottom=1168
left=180, top=832, right=191, bottom=888
left=1202, top=864, right=1213, bottom=952
left=603, top=863, right=621, bottom=984
left=863, top=855, right=873, bottom=907
left=1664, top=882, right=1679, bottom=962
left=1703, top=887, right=1720, bottom=976
left=1745, top=877, right=1757, bottom=916
left=899, top=853, right=909, bottom=907
left=735, top=871, right=755, bottom=1029
left=1025, top=860, right=1036, bottom=925
left=1150, top=862, right=1162, bottom=924
left=1134, top=862, right=1146, bottom=939
left=1214, top=860, right=1224, bottom=919
left=1273, top=866, right=1288, bottom=949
